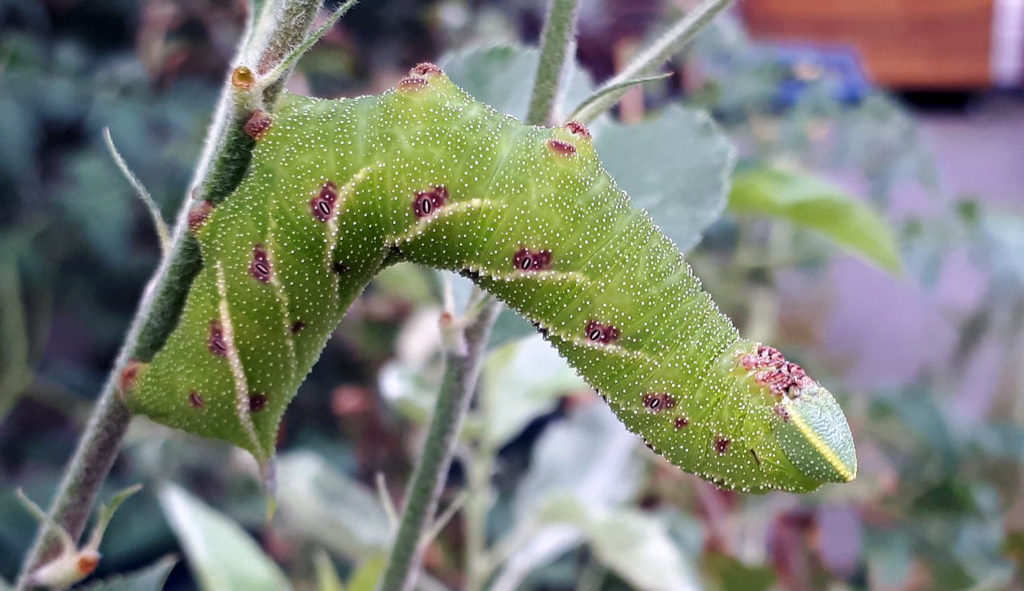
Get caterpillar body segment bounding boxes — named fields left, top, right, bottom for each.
left=125, top=65, right=856, bottom=492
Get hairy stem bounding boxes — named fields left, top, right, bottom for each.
left=526, top=0, right=580, bottom=125
left=572, top=0, right=735, bottom=123
left=377, top=298, right=502, bottom=591
left=14, top=1, right=325, bottom=587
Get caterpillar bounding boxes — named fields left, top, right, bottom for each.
left=121, top=63, right=856, bottom=493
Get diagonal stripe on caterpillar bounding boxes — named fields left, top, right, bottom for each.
left=121, top=64, right=856, bottom=493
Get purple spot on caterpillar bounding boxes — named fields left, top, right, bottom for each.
left=773, top=403, right=791, bottom=422
left=208, top=320, right=228, bottom=357
left=739, top=344, right=813, bottom=399
left=332, top=262, right=349, bottom=275
left=188, top=200, right=214, bottom=232
left=512, top=247, right=552, bottom=272
left=410, top=62, right=443, bottom=78
left=584, top=320, right=620, bottom=344
left=546, top=138, right=577, bottom=157
left=564, top=120, right=591, bottom=139
left=413, top=185, right=449, bottom=218
left=249, top=393, right=269, bottom=413
left=642, top=392, right=676, bottom=413
left=250, top=244, right=272, bottom=283
left=119, top=360, right=142, bottom=394
left=189, top=390, right=205, bottom=408
left=310, top=181, right=338, bottom=222
left=244, top=110, right=272, bottom=140
left=290, top=320, right=306, bottom=334
left=714, top=436, right=731, bottom=455
left=674, top=415, right=689, bottom=430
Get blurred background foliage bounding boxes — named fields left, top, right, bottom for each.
left=1, top=0, right=1023, bottom=590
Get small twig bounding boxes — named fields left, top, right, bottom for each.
left=376, top=472, right=400, bottom=530
left=261, top=0, right=359, bottom=89
left=567, top=72, right=671, bottom=121
left=103, top=128, right=171, bottom=255
left=423, top=491, right=468, bottom=545
left=571, top=0, right=735, bottom=123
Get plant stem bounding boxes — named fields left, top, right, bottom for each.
left=572, top=0, right=735, bottom=123
left=14, top=1, right=325, bottom=588
left=526, top=0, right=580, bottom=126
left=377, top=298, right=502, bottom=591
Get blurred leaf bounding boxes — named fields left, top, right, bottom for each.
left=730, top=166, right=903, bottom=273
left=1004, top=530, right=1024, bottom=565
left=76, top=556, right=178, bottom=591
left=479, top=335, right=585, bottom=447
left=440, top=45, right=593, bottom=121
left=703, top=552, right=774, bottom=591
left=158, top=484, right=291, bottom=591
left=313, top=550, right=345, bottom=591
left=865, top=530, right=913, bottom=590
left=593, top=105, right=736, bottom=251
left=978, top=211, right=1024, bottom=292
left=491, top=405, right=642, bottom=591
left=275, top=452, right=391, bottom=560
left=345, top=555, right=385, bottom=591
left=585, top=508, right=701, bottom=591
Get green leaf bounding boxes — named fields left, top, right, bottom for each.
left=729, top=166, right=903, bottom=274
left=584, top=508, right=701, bottom=591
left=313, top=550, right=345, bottom=591
left=440, top=45, right=594, bottom=121
left=275, top=452, right=392, bottom=560
left=76, top=556, right=178, bottom=591
left=158, top=484, right=291, bottom=591
left=703, top=552, right=774, bottom=591
left=593, top=105, right=736, bottom=251
left=345, top=555, right=386, bottom=591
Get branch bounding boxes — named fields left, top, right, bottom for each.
left=526, top=0, right=580, bottom=126
left=377, top=299, right=502, bottom=591
left=571, top=0, right=735, bottom=123
left=14, top=1, right=330, bottom=588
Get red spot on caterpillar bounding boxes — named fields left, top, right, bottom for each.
left=564, top=120, right=591, bottom=139
left=310, top=181, right=338, bottom=222
left=249, top=393, right=269, bottom=412
left=714, top=436, right=731, bottom=455
left=250, top=244, right=272, bottom=283
left=739, top=344, right=813, bottom=399
left=642, top=392, right=676, bottom=413
left=410, top=62, right=443, bottom=78
left=208, top=321, right=228, bottom=357
left=188, top=200, right=214, bottom=232
left=244, top=110, right=272, bottom=140
left=773, top=403, right=791, bottom=422
left=513, top=247, right=552, bottom=272
left=119, top=360, right=142, bottom=393
left=189, top=390, right=205, bottom=408
left=290, top=320, right=305, bottom=334
left=413, top=185, right=449, bottom=218
left=77, top=554, right=99, bottom=575
left=546, top=138, right=577, bottom=157
left=398, top=76, right=430, bottom=92
left=585, top=320, right=620, bottom=344
left=674, top=415, right=689, bottom=429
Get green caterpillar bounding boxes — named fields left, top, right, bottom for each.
left=121, top=64, right=856, bottom=493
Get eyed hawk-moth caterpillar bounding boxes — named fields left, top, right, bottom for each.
left=121, top=64, right=856, bottom=493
